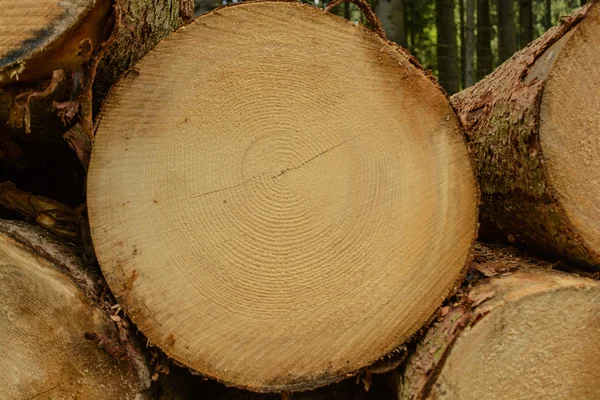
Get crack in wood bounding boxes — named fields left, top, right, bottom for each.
left=191, top=137, right=355, bottom=199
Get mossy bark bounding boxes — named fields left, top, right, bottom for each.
left=450, top=3, right=599, bottom=269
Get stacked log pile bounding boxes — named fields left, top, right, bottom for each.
left=0, top=1, right=598, bottom=399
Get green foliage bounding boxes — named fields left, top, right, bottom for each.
left=407, top=0, right=438, bottom=72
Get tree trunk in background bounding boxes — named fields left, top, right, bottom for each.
left=544, top=0, right=552, bottom=29
left=398, top=245, right=600, bottom=399
left=405, top=0, right=418, bottom=54
left=497, top=0, right=517, bottom=62
left=519, top=0, right=533, bottom=47
left=344, top=2, right=350, bottom=19
left=376, top=0, right=407, bottom=47
left=465, top=0, right=476, bottom=86
left=460, top=0, right=466, bottom=89
left=452, top=3, right=600, bottom=270
left=476, top=0, right=493, bottom=79
left=436, top=0, right=460, bottom=94
left=194, top=0, right=218, bottom=16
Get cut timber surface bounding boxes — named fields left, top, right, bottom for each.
left=0, top=0, right=111, bottom=86
left=451, top=2, right=600, bottom=269
left=398, top=246, right=600, bottom=399
left=88, top=1, right=478, bottom=392
left=0, top=220, right=150, bottom=399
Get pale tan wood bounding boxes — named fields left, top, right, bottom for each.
left=451, top=3, right=600, bottom=269
left=0, top=221, right=151, bottom=399
left=399, top=248, right=600, bottom=399
left=0, top=0, right=111, bottom=87
left=87, top=1, right=478, bottom=392
left=0, top=0, right=111, bottom=86
left=540, top=3, right=600, bottom=258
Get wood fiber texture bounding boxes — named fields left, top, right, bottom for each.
left=399, top=247, right=600, bottom=399
left=0, top=220, right=151, bottom=399
left=451, top=2, right=600, bottom=269
left=0, top=0, right=111, bottom=85
left=88, top=1, right=478, bottom=392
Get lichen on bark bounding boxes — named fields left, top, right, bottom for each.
left=451, top=3, right=599, bottom=270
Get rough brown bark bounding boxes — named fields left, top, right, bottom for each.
left=451, top=2, right=600, bottom=270
left=397, top=244, right=600, bottom=399
left=0, top=220, right=151, bottom=399
left=0, top=0, right=183, bottom=210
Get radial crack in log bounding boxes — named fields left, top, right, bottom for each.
left=87, top=1, right=478, bottom=392
left=451, top=2, right=600, bottom=270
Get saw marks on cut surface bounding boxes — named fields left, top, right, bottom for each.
left=432, top=271, right=600, bottom=400
left=0, top=233, right=147, bottom=399
left=541, top=3, right=600, bottom=255
left=88, top=1, right=477, bottom=391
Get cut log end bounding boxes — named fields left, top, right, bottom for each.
left=450, top=2, right=600, bottom=269
left=540, top=3, right=600, bottom=256
left=87, top=1, right=477, bottom=392
left=0, top=221, right=150, bottom=399
left=399, top=251, right=600, bottom=400
left=0, top=0, right=111, bottom=86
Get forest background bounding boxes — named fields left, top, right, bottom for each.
left=193, top=0, right=589, bottom=94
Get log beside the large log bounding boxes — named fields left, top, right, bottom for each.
left=451, top=2, right=600, bottom=269
left=0, top=0, right=112, bottom=86
left=398, top=245, right=600, bottom=400
left=0, top=220, right=151, bottom=399
left=87, top=1, right=478, bottom=393
left=451, top=2, right=600, bottom=268
left=0, top=0, right=184, bottom=208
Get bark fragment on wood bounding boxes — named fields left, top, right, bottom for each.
left=0, top=220, right=151, bottom=399
left=0, top=0, right=112, bottom=86
left=0, top=0, right=184, bottom=219
left=451, top=2, right=600, bottom=269
left=0, top=181, right=83, bottom=240
left=88, top=1, right=477, bottom=392
left=398, top=245, right=600, bottom=399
